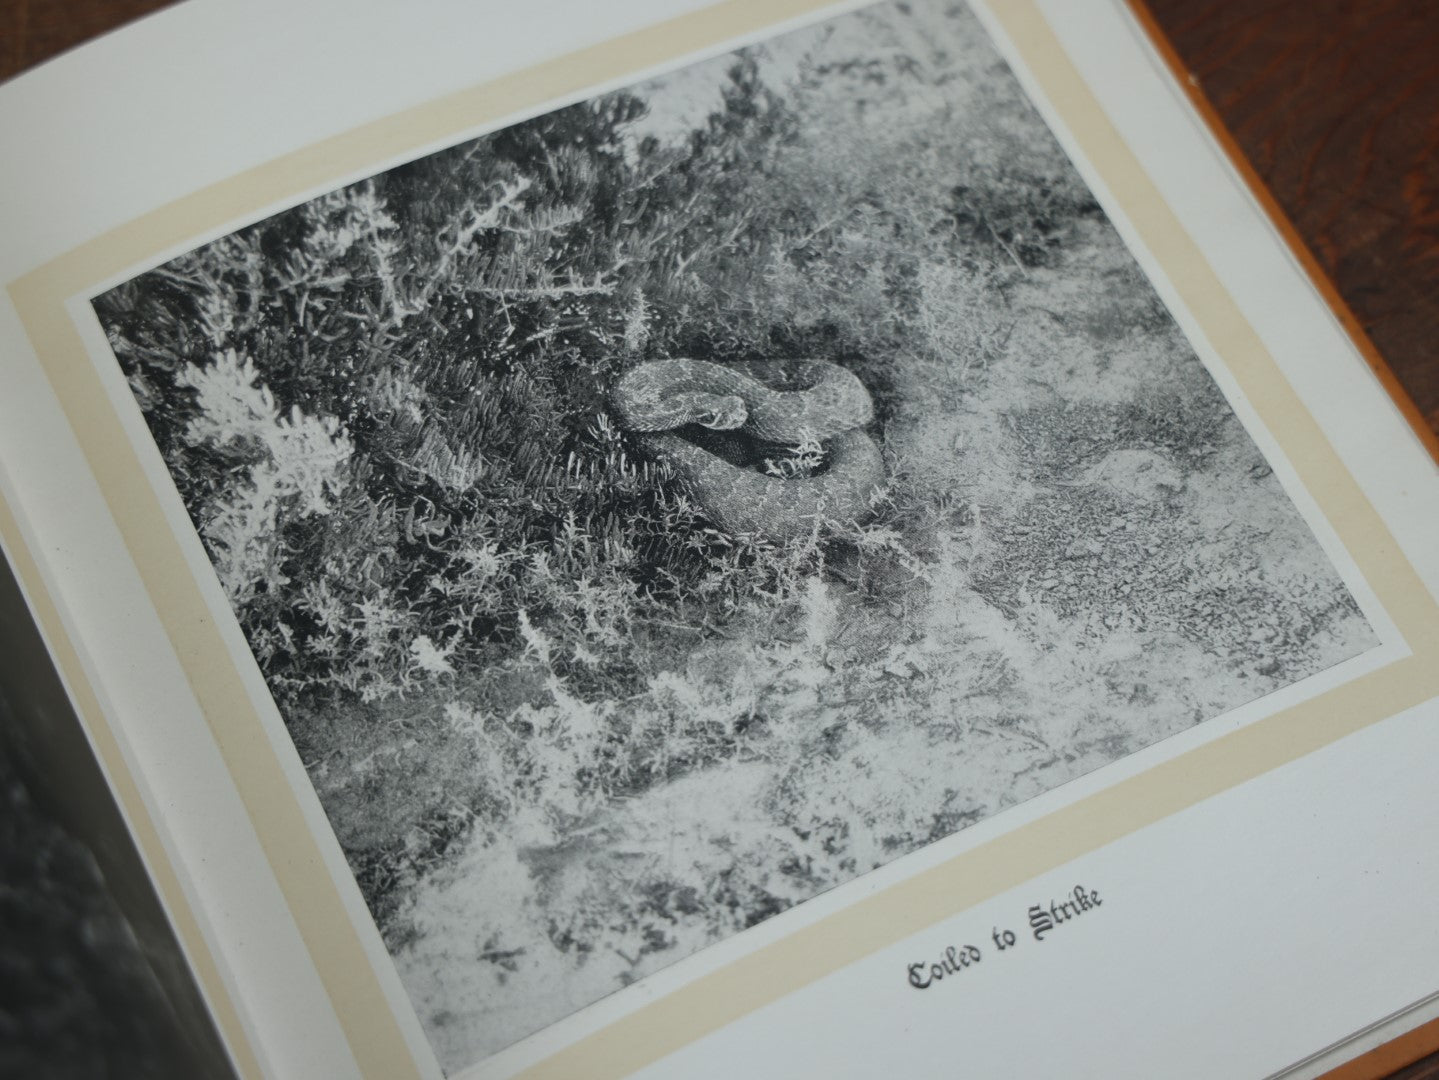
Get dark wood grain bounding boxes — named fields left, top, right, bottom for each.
left=0, top=0, right=175, bottom=80
left=1144, top=0, right=1439, bottom=442
left=1394, top=1051, right=1439, bottom=1080
left=0, top=1, right=1436, bottom=1077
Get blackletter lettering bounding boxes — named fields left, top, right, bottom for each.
left=1029, top=905, right=1054, bottom=941
left=912, top=886, right=1103, bottom=980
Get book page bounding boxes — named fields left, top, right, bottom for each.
left=1, top=1, right=1436, bottom=1077
left=81, top=3, right=1382, bottom=1066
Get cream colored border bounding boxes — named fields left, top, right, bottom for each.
left=6, top=0, right=1439, bottom=1077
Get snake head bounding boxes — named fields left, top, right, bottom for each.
left=692, top=393, right=748, bottom=430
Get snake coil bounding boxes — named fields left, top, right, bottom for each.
left=611, top=358, right=884, bottom=541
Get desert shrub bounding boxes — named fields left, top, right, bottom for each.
left=948, top=165, right=1103, bottom=269
left=93, top=5, right=1166, bottom=939
left=97, top=30, right=1046, bottom=708
left=89, top=17, right=1376, bottom=1054
left=98, top=71, right=801, bottom=702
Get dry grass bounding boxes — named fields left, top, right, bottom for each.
left=91, top=3, right=1375, bottom=1066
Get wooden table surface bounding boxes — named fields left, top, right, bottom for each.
left=1144, top=0, right=1439, bottom=450
left=3, top=1, right=1437, bottom=1077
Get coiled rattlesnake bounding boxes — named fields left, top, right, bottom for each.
left=612, top=358, right=884, bottom=541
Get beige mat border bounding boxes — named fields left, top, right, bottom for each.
left=6, top=0, right=1439, bottom=1077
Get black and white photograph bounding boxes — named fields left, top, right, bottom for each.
left=91, top=0, right=1376, bottom=1069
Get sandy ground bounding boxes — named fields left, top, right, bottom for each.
left=391, top=219, right=1375, bottom=1070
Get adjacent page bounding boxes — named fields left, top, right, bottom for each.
left=1, top=1, right=1437, bottom=1077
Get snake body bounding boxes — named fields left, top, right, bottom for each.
left=612, top=358, right=883, bottom=541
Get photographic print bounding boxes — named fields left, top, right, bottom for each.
left=92, top=0, right=1376, bottom=1069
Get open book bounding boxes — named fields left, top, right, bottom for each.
left=2, top=0, right=1437, bottom=1076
